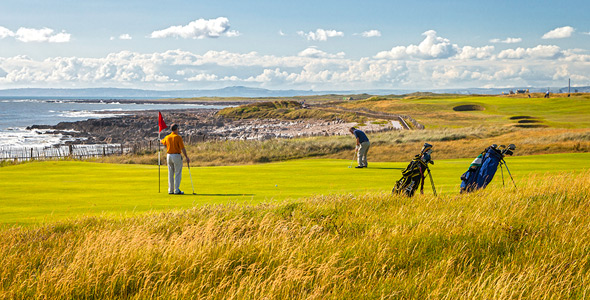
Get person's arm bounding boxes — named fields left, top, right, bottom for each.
left=182, top=148, right=190, bottom=164
left=356, top=137, right=360, bottom=147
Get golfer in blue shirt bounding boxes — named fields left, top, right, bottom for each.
left=349, top=127, right=370, bottom=168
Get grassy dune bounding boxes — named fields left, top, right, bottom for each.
left=1, top=171, right=589, bottom=299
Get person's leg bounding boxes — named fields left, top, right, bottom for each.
left=172, top=154, right=183, bottom=193
left=357, top=146, right=363, bottom=167
left=359, top=141, right=370, bottom=167
left=364, top=142, right=370, bottom=167
left=167, top=154, right=174, bottom=194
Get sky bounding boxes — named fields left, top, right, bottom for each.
left=0, top=0, right=589, bottom=91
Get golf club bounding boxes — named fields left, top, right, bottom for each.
left=348, top=147, right=357, bottom=168
left=187, top=162, right=196, bottom=195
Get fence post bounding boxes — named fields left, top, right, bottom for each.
left=121, top=144, right=124, bottom=155
left=69, top=145, right=73, bottom=158
left=30, top=148, right=33, bottom=160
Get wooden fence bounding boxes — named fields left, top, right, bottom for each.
left=1, top=144, right=128, bottom=162
left=0, top=134, right=214, bottom=162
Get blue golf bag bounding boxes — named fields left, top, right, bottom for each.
left=460, top=145, right=506, bottom=193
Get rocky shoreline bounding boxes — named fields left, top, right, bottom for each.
left=27, top=108, right=402, bottom=145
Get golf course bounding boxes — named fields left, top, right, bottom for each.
left=1, top=93, right=589, bottom=299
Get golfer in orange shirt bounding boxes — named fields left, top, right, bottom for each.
left=160, top=124, right=190, bottom=194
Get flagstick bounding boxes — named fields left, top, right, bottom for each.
left=158, top=131, right=161, bottom=193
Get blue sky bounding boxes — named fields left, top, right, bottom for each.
left=1, top=0, right=589, bottom=91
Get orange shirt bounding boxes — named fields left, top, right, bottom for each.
left=161, top=132, right=185, bottom=154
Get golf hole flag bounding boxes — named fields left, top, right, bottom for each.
left=158, top=111, right=168, bottom=132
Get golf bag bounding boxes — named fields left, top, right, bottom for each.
left=393, top=143, right=435, bottom=197
left=460, top=144, right=515, bottom=193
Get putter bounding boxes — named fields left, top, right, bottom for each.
left=348, top=148, right=357, bottom=168
left=187, top=162, right=196, bottom=195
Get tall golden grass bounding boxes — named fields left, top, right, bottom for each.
left=1, top=172, right=589, bottom=299
left=95, top=126, right=590, bottom=166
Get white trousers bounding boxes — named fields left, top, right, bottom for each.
left=358, top=141, right=370, bottom=167
left=167, top=154, right=183, bottom=193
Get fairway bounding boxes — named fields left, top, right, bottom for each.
left=1, top=153, right=589, bottom=226
left=343, top=94, right=590, bottom=128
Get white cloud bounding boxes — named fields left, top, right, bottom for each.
left=456, top=46, right=495, bottom=60
left=490, top=37, right=522, bottom=44
left=0, top=26, right=14, bottom=39
left=297, top=29, right=344, bottom=41
left=361, top=30, right=381, bottom=38
left=582, top=32, right=590, bottom=36
left=14, top=27, right=71, bottom=43
left=542, top=26, right=575, bottom=39
left=279, top=30, right=285, bottom=36
left=187, top=73, right=218, bottom=81
left=498, top=45, right=562, bottom=59
left=298, top=47, right=345, bottom=58
left=119, top=34, right=132, bottom=40
left=1, top=30, right=589, bottom=90
left=562, top=49, right=590, bottom=62
left=375, top=30, right=459, bottom=59
left=150, top=17, right=239, bottom=39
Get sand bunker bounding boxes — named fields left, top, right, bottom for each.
left=510, top=116, right=536, bottom=120
left=453, top=105, right=485, bottom=111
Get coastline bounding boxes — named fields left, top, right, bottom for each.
left=24, top=107, right=399, bottom=146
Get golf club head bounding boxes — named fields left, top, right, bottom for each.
left=508, top=144, right=516, bottom=150
left=491, top=144, right=498, bottom=149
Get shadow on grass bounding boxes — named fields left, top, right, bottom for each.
left=371, top=167, right=405, bottom=170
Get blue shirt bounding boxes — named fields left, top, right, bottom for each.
left=353, top=129, right=369, bottom=143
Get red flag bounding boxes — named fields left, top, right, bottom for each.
left=158, top=112, right=167, bottom=132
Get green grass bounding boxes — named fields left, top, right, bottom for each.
left=2, top=153, right=590, bottom=226
left=344, top=94, right=590, bottom=128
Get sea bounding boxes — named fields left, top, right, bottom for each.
left=0, top=97, right=228, bottom=150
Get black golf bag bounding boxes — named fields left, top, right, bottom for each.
left=393, top=143, right=435, bottom=197
left=460, top=144, right=515, bottom=193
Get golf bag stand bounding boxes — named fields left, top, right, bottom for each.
left=426, top=166, right=437, bottom=196
left=501, top=159, right=517, bottom=189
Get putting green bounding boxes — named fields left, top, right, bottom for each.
left=1, top=153, right=589, bottom=226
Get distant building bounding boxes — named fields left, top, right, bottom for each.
left=516, top=89, right=529, bottom=94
